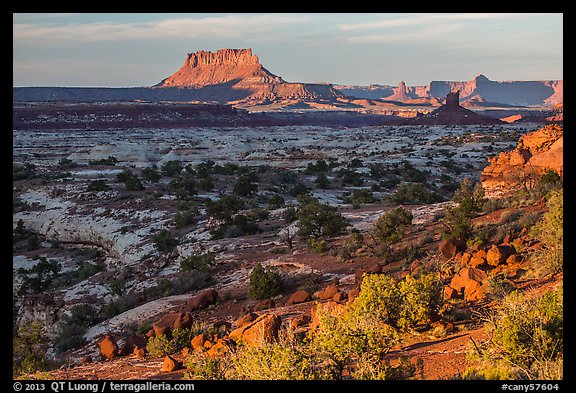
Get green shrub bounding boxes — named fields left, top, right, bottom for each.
left=464, top=287, right=563, bottom=380
left=174, top=208, right=199, bottom=228
left=248, top=262, right=281, bottom=300
left=371, top=207, right=413, bottom=259
left=146, top=334, right=176, bottom=357
left=353, top=273, right=442, bottom=332
left=161, top=160, right=183, bottom=177
left=531, top=188, right=563, bottom=275
left=153, top=230, right=179, bottom=254
left=89, top=156, right=117, bottom=166
left=233, top=174, right=258, bottom=197
left=86, top=179, right=110, bottom=192
left=141, top=166, right=161, bottom=182
left=13, top=323, right=47, bottom=377
left=17, top=257, right=61, bottom=295
left=267, top=194, right=285, bottom=209
left=205, top=195, right=245, bottom=220
left=296, top=197, right=349, bottom=240
left=307, top=237, right=328, bottom=253
left=230, top=331, right=318, bottom=380
left=180, top=253, right=214, bottom=272
left=351, top=189, right=377, bottom=205
left=184, top=352, right=231, bottom=380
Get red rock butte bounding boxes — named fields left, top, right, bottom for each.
left=156, top=48, right=284, bottom=88
left=155, top=48, right=344, bottom=104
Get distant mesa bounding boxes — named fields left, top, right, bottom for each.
left=336, top=74, right=562, bottom=107
left=408, top=90, right=504, bottom=125
left=155, top=48, right=345, bottom=104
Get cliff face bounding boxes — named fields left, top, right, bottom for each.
left=481, top=124, right=563, bottom=197
left=409, top=90, right=503, bottom=125
left=156, top=48, right=284, bottom=88
left=337, top=75, right=562, bottom=107
left=155, top=48, right=344, bottom=104
left=428, top=74, right=562, bottom=106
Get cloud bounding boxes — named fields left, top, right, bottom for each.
left=338, top=13, right=528, bottom=31
left=345, top=23, right=466, bottom=43
left=13, top=14, right=310, bottom=42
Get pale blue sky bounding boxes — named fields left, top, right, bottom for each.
left=13, top=13, right=563, bottom=87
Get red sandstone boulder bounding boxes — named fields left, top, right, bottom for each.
left=449, top=267, right=488, bottom=302
left=229, top=314, right=282, bottom=347
left=439, top=239, right=467, bottom=260
left=152, top=312, right=193, bottom=338
left=253, top=298, right=275, bottom=311
left=161, top=355, right=182, bottom=372
left=287, top=290, right=312, bottom=305
left=236, top=312, right=259, bottom=329
left=98, top=335, right=119, bottom=360
left=347, top=287, right=360, bottom=303
left=191, top=333, right=210, bottom=352
left=290, top=314, right=311, bottom=330
left=317, top=284, right=339, bottom=300
left=486, top=245, right=516, bottom=266
left=187, top=289, right=219, bottom=311
left=333, top=291, right=348, bottom=302
left=206, top=338, right=232, bottom=357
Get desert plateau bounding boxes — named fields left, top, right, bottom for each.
left=13, top=13, right=564, bottom=385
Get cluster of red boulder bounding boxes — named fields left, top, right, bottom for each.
left=440, top=233, right=531, bottom=302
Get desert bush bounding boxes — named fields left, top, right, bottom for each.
left=89, top=156, right=117, bottom=166
left=13, top=323, right=47, bottom=377
left=267, top=194, right=285, bottom=209
left=307, top=237, right=328, bottom=253
left=184, top=352, right=232, bottom=380
left=282, top=206, right=297, bottom=223
left=248, top=262, right=281, bottom=300
left=371, top=207, right=413, bottom=259
left=56, top=304, right=100, bottom=352
left=314, top=173, right=330, bottom=189
left=233, top=174, right=258, bottom=197
left=353, top=273, right=442, bottom=332
left=161, top=160, right=183, bottom=177
left=390, top=182, right=443, bottom=205
left=174, top=208, right=199, bottom=228
left=76, top=262, right=103, bottom=281
left=100, top=294, right=139, bottom=319
left=229, top=330, right=319, bottom=380
left=141, top=166, right=161, bottom=182
left=531, top=188, right=563, bottom=275
left=464, top=287, right=563, bottom=380
left=180, top=253, right=214, bottom=273
left=296, top=196, right=349, bottom=240
left=146, top=334, right=176, bottom=357
left=17, top=257, right=61, bottom=296
left=153, top=230, right=179, bottom=254
left=205, top=195, right=245, bottom=220
left=351, top=189, right=377, bottom=205
left=86, top=179, right=110, bottom=192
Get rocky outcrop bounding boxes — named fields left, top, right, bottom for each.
left=228, top=314, right=282, bottom=347
left=481, top=124, right=563, bottom=197
left=336, top=75, right=562, bottom=107
left=186, top=289, right=219, bottom=311
left=410, top=90, right=504, bottom=125
left=156, top=49, right=283, bottom=88
left=98, top=335, right=119, bottom=360
left=155, top=48, right=345, bottom=104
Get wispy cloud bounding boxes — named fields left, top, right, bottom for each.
left=13, top=14, right=310, bottom=42
left=338, top=13, right=528, bottom=31
left=345, top=23, right=466, bottom=43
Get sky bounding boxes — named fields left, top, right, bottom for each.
left=13, top=13, right=563, bottom=87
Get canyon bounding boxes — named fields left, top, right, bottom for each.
left=12, top=47, right=563, bottom=381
